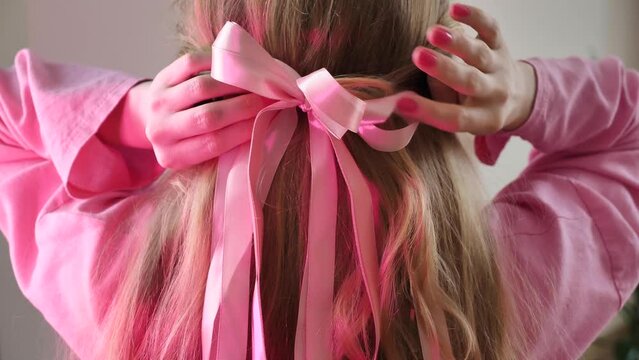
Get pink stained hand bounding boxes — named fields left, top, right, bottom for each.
left=396, top=3, right=538, bottom=135
left=103, top=52, right=273, bottom=170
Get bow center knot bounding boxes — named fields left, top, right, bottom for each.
left=299, top=100, right=313, bottom=113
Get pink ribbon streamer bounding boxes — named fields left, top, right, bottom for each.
left=201, top=21, right=426, bottom=360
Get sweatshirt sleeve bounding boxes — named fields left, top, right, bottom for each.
left=0, top=49, right=162, bottom=358
left=475, top=57, right=639, bottom=359
left=0, top=49, right=163, bottom=198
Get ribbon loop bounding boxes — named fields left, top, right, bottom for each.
left=212, top=22, right=303, bottom=101
left=297, top=68, right=366, bottom=139
left=201, top=21, right=425, bottom=360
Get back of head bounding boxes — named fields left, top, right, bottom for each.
left=98, top=0, right=522, bottom=359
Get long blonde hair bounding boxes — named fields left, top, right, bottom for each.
left=96, top=0, right=525, bottom=358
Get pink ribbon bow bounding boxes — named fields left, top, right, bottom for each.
left=202, top=21, right=422, bottom=360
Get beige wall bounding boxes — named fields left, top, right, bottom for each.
left=608, top=0, right=639, bottom=69
left=1, top=1, right=638, bottom=359
left=0, top=0, right=27, bottom=66
left=23, top=0, right=180, bottom=76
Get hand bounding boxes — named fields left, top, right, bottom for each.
left=395, top=3, right=537, bottom=135
left=110, top=52, right=271, bottom=169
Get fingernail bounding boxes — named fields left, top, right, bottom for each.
left=397, top=98, right=418, bottom=113
left=451, top=4, right=471, bottom=18
left=415, top=48, right=438, bottom=68
left=429, top=27, right=453, bottom=46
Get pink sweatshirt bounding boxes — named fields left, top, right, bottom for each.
left=0, top=50, right=637, bottom=359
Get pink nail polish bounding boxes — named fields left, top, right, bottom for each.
left=417, top=49, right=438, bottom=68
left=397, top=98, right=418, bottom=113
left=430, top=27, right=453, bottom=46
left=451, top=4, right=471, bottom=18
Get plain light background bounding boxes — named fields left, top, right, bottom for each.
left=1, top=0, right=638, bottom=358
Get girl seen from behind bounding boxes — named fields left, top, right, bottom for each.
left=0, top=0, right=637, bottom=359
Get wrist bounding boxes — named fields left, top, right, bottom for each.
left=504, top=60, right=537, bottom=131
left=99, top=80, right=153, bottom=149
left=122, top=80, right=153, bottom=149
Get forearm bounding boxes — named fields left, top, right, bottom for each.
left=475, top=57, right=639, bottom=166
left=502, top=61, right=537, bottom=132
left=517, top=57, right=639, bottom=153
left=99, top=80, right=153, bottom=149
left=486, top=57, right=639, bottom=359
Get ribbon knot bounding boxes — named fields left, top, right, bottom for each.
left=200, top=21, right=427, bottom=360
left=299, top=100, right=313, bottom=114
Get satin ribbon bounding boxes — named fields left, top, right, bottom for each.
left=201, top=21, right=426, bottom=360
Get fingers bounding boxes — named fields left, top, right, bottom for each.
left=426, top=25, right=498, bottom=73
left=449, top=3, right=504, bottom=50
left=395, top=92, right=465, bottom=132
left=163, top=75, right=245, bottom=111
left=412, top=47, right=494, bottom=97
left=155, top=120, right=254, bottom=170
left=148, top=93, right=269, bottom=144
left=395, top=92, right=496, bottom=134
left=155, top=52, right=212, bottom=88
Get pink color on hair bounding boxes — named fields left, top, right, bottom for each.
left=201, top=22, right=425, bottom=360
